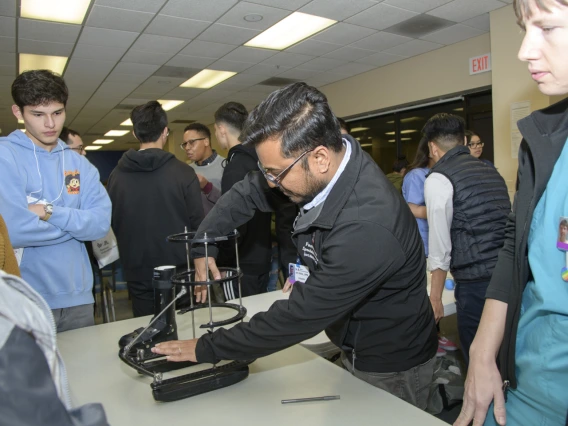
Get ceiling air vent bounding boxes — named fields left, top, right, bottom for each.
left=384, top=14, right=454, bottom=38
left=259, top=77, right=300, bottom=87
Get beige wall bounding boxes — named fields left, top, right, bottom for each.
left=321, top=34, right=492, bottom=118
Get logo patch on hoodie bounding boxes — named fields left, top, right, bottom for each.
left=65, top=170, right=80, bottom=194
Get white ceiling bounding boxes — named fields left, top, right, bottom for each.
left=0, top=0, right=512, bottom=150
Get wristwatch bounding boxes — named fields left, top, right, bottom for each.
left=42, top=203, right=53, bottom=221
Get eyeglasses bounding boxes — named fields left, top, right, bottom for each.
left=257, top=149, right=313, bottom=186
left=468, top=141, right=484, bottom=149
left=70, top=146, right=84, bottom=152
left=180, top=137, right=207, bottom=150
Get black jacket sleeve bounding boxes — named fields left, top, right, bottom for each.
left=182, top=165, right=205, bottom=232
left=195, top=220, right=406, bottom=363
left=0, top=326, right=109, bottom=426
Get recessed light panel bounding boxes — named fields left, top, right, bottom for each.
left=157, top=100, right=184, bottom=111
left=180, top=70, right=237, bottom=89
left=120, top=119, right=133, bottom=126
left=19, top=53, right=67, bottom=74
left=245, top=12, right=336, bottom=50
left=21, top=0, right=91, bottom=24
left=93, top=139, right=114, bottom=145
left=85, top=145, right=102, bottom=150
left=104, top=130, right=129, bottom=137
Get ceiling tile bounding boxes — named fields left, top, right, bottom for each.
left=86, top=5, right=154, bottom=32
left=323, top=46, right=375, bottom=61
left=64, top=58, right=116, bottom=76
left=197, top=24, right=261, bottom=46
left=297, top=57, right=343, bottom=72
left=73, top=44, right=130, bottom=62
left=328, top=62, right=376, bottom=76
left=112, top=62, right=161, bottom=76
left=104, top=72, right=149, bottom=85
left=160, top=0, right=238, bottom=22
left=241, top=63, right=292, bottom=76
left=218, top=2, right=291, bottom=31
left=129, top=87, right=170, bottom=98
left=285, top=39, right=341, bottom=56
left=355, top=51, right=406, bottom=66
left=144, top=15, right=211, bottom=39
left=245, top=0, right=312, bottom=10
left=304, top=71, right=345, bottom=84
left=225, top=73, right=267, bottom=85
left=261, top=52, right=314, bottom=67
left=300, top=0, right=377, bottom=21
left=78, top=27, right=138, bottom=48
left=0, top=36, right=15, bottom=53
left=18, top=19, right=81, bottom=43
left=94, top=0, right=167, bottom=13
left=221, top=46, right=277, bottom=63
left=208, top=59, right=254, bottom=72
left=130, top=34, right=191, bottom=54
left=383, top=0, right=453, bottom=13
left=461, top=13, right=491, bottom=31
left=349, top=31, right=412, bottom=51
left=18, top=39, right=74, bottom=56
left=163, top=87, right=203, bottom=100
left=122, top=49, right=175, bottom=65
left=276, top=68, right=318, bottom=80
left=428, top=0, right=506, bottom=22
left=179, top=40, right=236, bottom=58
left=312, top=23, right=376, bottom=45
left=383, top=39, right=443, bottom=57
left=0, top=53, right=15, bottom=66
left=0, top=65, right=15, bottom=76
left=0, top=16, right=15, bottom=37
left=421, top=23, right=485, bottom=45
left=345, top=3, right=419, bottom=30
left=165, top=54, right=216, bottom=68
left=0, top=1, right=16, bottom=17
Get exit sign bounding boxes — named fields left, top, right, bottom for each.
left=469, top=53, right=491, bottom=75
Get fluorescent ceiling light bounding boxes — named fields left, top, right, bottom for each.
left=386, top=132, right=395, bottom=135
left=180, top=70, right=236, bottom=89
left=388, top=139, right=395, bottom=142
left=351, top=127, right=370, bottom=133
left=453, top=108, right=464, bottom=111
left=21, top=0, right=91, bottom=24
left=104, top=130, right=129, bottom=137
left=19, top=53, right=67, bottom=74
left=85, top=145, right=102, bottom=151
left=157, top=100, right=184, bottom=111
left=401, top=129, right=417, bottom=134
left=401, top=137, right=411, bottom=141
left=120, top=119, right=132, bottom=126
left=93, top=139, right=114, bottom=145
left=245, top=12, right=336, bottom=50
left=400, top=117, right=422, bottom=123
left=360, top=143, right=373, bottom=147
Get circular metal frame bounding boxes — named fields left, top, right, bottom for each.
left=167, top=230, right=240, bottom=244
left=171, top=267, right=243, bottom=287
left=178, top=303, right=247, bottom=328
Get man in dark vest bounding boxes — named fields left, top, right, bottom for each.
left=424, top=113, right=510, bottom=364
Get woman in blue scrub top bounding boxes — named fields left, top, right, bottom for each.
left=456, top=1, right=568, bottom=425
left=402, top=136, right=434, bottom=257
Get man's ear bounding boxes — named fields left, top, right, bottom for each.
left=313, top=146, right=331, bottom=173
left=12, top=105, right=23, bottom=121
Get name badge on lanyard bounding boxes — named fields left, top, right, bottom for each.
left=557, top=216, right=568, bottom=282
left=288, top=256, right=310, bottom=284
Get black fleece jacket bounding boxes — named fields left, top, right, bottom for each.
left=195, top=136, right=437, bottom=373
left=219, top=144, right=272, bottom=275
left=107, top=148, right=204, bottom=281
left=486, top=97, right=568, bottom=389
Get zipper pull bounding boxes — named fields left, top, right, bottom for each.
left=502, top=380, right=510, bottom=402
left=351, top=349, right=356, bottom=374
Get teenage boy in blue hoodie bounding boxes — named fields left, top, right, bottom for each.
left=0, top=70, right=111, bottom=332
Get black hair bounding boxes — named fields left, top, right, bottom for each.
left=405, top=135, right=431, bottom=176
left=214, top=102, right=248, bottom=132
left=464, top=129, right=479, bottom=146
left=422, top=113, right=465, bottom=153
left=392, top=156, right=409, bottom=173
left=130, top=101, right=168, bottom=143
left=60, top=127, right=80, bottom=144
left=242, top=83, right=343, bottom=160
left=337, top=117, right=351, bottom=134
left=11, top=69, right=69, bottom=110
left=183, top=122, right=211, bottom=139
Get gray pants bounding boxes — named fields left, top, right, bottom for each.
left=52, top=304, right=94, bottom=333
left=341, top=352, right=436, bottom=410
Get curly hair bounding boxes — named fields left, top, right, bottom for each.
left=11, top=70, right=68, bottom=110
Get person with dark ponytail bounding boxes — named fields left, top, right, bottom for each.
left=214, top=102, right=273, bottom=299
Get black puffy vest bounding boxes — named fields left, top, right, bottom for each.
left=429, top=146, right=511, bottom=283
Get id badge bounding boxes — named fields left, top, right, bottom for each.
left=288, top=262, right=310, bottom=284
left=558, top=216, right=568, bottom=282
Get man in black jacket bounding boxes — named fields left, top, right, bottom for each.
left=455, top=1, right=568, bottom=426
left=424, top=113, right=510, bottom=364
left=107, top=101, right=204, bottom=317
left=214, top=102, right=272, bottom=299
left=153, top=83, right=438, bottom=409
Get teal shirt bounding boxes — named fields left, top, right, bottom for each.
left=507, top=136, right=568, bottom=424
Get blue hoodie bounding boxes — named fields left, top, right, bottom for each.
left=0, top=130, right=111, bottom=309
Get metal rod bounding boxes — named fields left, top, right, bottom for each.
left=234, top=228, right=243, bottom=317
left=204, top=233, right=214, bottom=331
left=185, top=225, right=195, bottom=339
left=123, top=286, right=187, bottom=355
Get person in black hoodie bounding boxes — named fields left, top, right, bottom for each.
left=107, top=101, right=204, bottom=317
left=213, top=102, right=272, bottom=299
